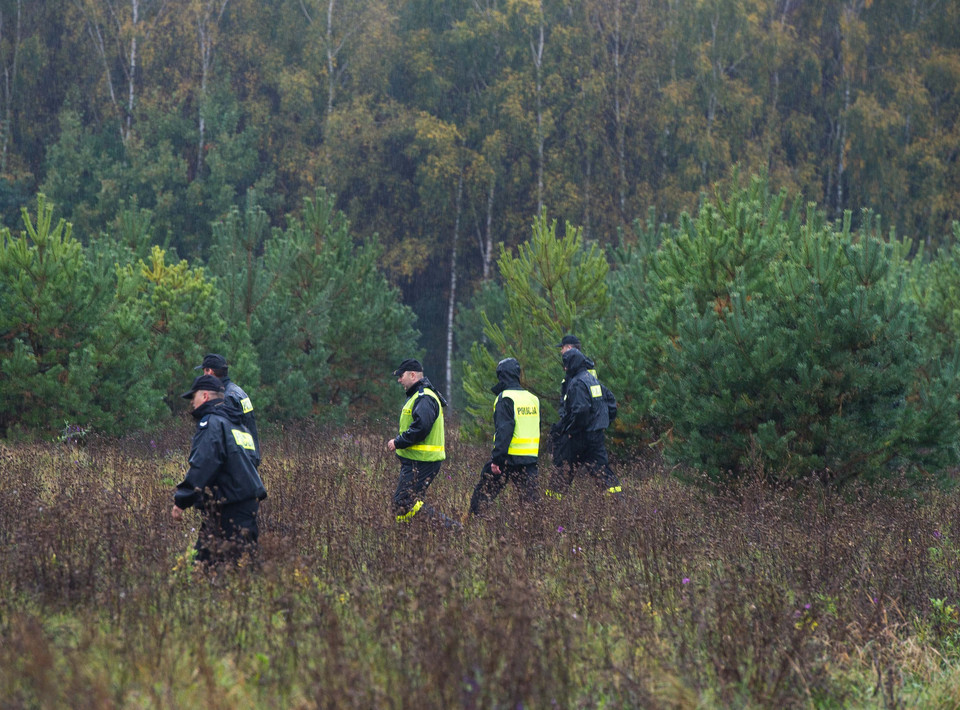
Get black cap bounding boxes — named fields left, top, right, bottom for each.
left=194, top=353, right=227, bottom=371
left=392, top=358, right=423, bottom=377
left=180, top=374, right=224, bottom=399
left=556, top=334, right=581, bottom=348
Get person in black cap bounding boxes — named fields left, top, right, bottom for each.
left=468, top=358, right=541, bottom=516
left=556, top=334, right=597, bottom=376
left=386, top=359, right=458, bottom=527
left=195, top=353, right=261, bottom=466
left=171, top=374, right=267, bottom=566
left=546, top=347, right=622, bottom=498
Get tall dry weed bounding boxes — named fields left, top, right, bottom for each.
left=1, top=425, right=958, bottom=707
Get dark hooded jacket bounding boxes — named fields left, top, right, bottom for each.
left=558, top=348, right=609, bottom=434
left=394, top=377, right=448, bottom=449
left=221, top=375, right=261, bottom=467
left=174, top=397, right=267, bottom=510
left=491, top=358, right=539, bottom=467
left=556, top=356, right=617, bottom=428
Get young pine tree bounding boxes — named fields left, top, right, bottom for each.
left=641, top=179, right=960, bottom=484
left=0, top=195, right=163, bottom=437
left=460, top=207, right=610, bottom=440
left=210, top=188, right=418, bottom=422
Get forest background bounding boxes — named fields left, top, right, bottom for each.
left=2, top=0, right=960, bottom=483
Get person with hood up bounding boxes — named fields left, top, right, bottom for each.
left=171, top=374, right=267, bottom=565
left=546, top=348, right=623, bottom=498
left=551, top=334, right=617, bottom=458
left=387, top=359, right=459, bottom=527
left=468, top=357, right=540, bottom=516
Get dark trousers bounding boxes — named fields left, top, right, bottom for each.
left=549, top=429, right=621, bottom=496
left=195, top=498, right=260, bottom=565
left=393, top=457, right=443, bottom=521
left=469, top=461, right=539, bottom=515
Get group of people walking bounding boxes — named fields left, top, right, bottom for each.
left=386, top=334, right=622, bottom=527
left=170, top=336, right=622, bottom=567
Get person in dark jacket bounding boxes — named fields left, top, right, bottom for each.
left=386, top=359, right=458, bottom=527
left=546, top=348, right=622, bottom=498
left=552, top=334, right=617, bottom=441
left=171, top=374, right=267, bottom=565
left=195, top=353, right=261, bottom=466
left=469, top=358, right=540, bottom=515
left=551, top=334, right=618, bottom=467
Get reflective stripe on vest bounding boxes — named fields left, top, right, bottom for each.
left=497, top=389, right=540, bottom=457
left=397, top=388, right=445, bottom=461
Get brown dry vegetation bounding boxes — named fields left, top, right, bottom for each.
left=2, top=424, right=960, bottom=709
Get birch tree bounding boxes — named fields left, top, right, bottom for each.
left=72, top=0, right=170, bottom=143
left=192, top=0, right=229, bottom=178
left=0, top=0, right=21, bottom=174
left=584, top=0, right=651, bottom=223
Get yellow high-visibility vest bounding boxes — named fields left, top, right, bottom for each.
left=496, top=389, right=540, bottom=458
left=397, top=388, right=445, bottom=461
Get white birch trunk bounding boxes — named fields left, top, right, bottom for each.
left=126, top=0, right=138, bottom=142
left=531, top=1, right=545, bottom=212
left=196, top=0, right=230, bottom=177
left=74, top=0, right=169, bottom=144
left=482, top=179, right=494, bottom=281
left=0, top=0, right=22, bottom=174
left=446, top=171, right=464, bottom=403
left=326, top=0, right=336, bottom=118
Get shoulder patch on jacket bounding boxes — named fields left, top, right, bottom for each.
left=240, top=397, right=253, bottom=413
left=231, top=429, right=256, bottom=450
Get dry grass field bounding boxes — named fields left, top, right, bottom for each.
left=2, top=423, right=960, bottom=708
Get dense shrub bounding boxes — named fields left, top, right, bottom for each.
left=607, top=178, right=960, bottom=483
left=208, top=189, right=419, bottom=423
left=0, top=191, right=418, bottom=438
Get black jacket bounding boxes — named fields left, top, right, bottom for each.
left=395, top=377, right=447, bottom=449
left=556, top=355, right=617, bottom=429
left=557, top=348, right=610, bottom=434
left=491, top=358, right=538, bottom=467
left=222, top=376, right=261, bottom=467
left=174, top=397, right=267, bottom=510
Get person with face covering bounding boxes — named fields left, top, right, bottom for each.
left=546, top=348, right=622, bottom=499
left=469, top=358, right=541, bottom=516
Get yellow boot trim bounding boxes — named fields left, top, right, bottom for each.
left=396, top=499, right=424, bottom=523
